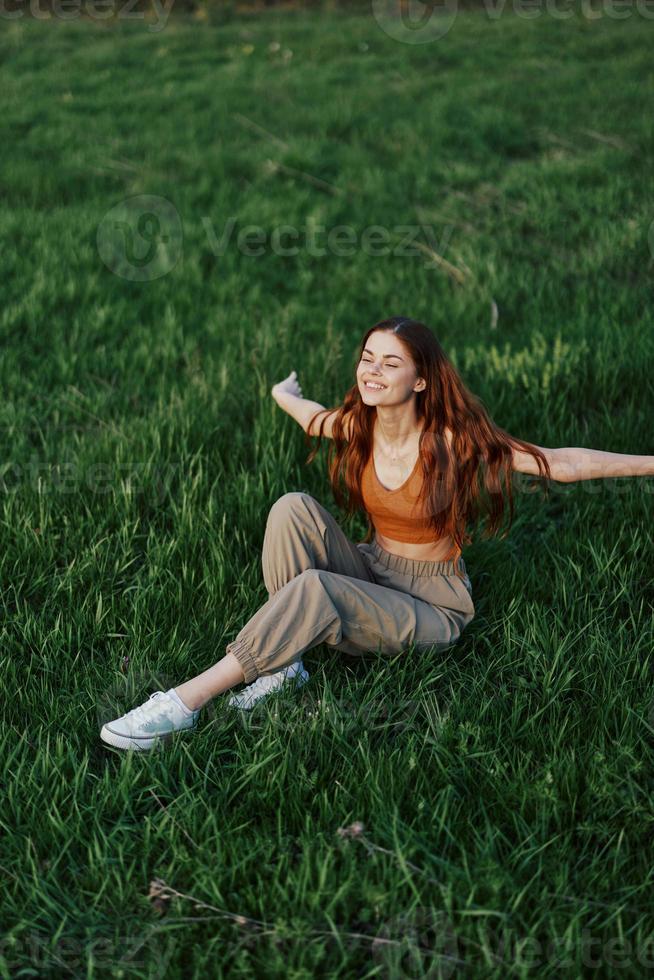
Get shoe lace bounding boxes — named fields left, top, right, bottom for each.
left=128, top=691, right=167, bottom=725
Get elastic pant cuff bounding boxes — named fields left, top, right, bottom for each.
left=225, top=636, right=259, bottom=685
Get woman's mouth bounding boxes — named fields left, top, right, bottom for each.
left=364, top=381, right=386, bottom=390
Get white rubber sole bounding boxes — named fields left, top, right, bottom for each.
left=100, top=723, right=196, bottom=752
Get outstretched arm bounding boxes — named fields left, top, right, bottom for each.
left=271, top=371, right=352, bottom=439
left=271, top=371, right=327, bottom=434
left=556, top=446, right=654, bottom=482
left=511, top=445, right=654, bottom=482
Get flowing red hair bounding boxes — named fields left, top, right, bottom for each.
left=304, top=316, right=553, bottom=559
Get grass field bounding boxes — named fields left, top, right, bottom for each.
left=1, top=6, right=654, bottom=977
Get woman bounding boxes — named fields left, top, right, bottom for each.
left=100, top=316, right=653, bottom=751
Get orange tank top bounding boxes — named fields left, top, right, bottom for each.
left=360, top=449, right=462, bottom=559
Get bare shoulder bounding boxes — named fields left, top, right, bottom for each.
left=441, top=426, right=555, bottom=476
left=307, top=407, right=354, bottom=440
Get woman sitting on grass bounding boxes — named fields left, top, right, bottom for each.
left=100, top=316, right=653, bottom=751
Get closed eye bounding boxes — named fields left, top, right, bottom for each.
left=361, top=359, right=398, bottom=367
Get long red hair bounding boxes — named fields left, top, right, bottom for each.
left=304, top=316, right=553, bottom=559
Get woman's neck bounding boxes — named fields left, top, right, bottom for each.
left=374, top=412, right=423, bottom=454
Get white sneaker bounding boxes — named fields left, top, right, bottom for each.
left=100, top=690, right=200, bottom=752
left=227, top=661, right=309, bottom=711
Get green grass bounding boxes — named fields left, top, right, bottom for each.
left=1, top=7, right=654, bottom=978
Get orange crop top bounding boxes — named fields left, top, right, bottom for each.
left=360, top=450, right=462, bottom=559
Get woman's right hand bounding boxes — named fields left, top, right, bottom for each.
left=271, top=370, right=303, bottom=399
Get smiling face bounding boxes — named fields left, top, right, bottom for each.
left=356, top=330, right=426, bottom=404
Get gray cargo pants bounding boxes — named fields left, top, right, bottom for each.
left=225, top=492, right=475, bottom=684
